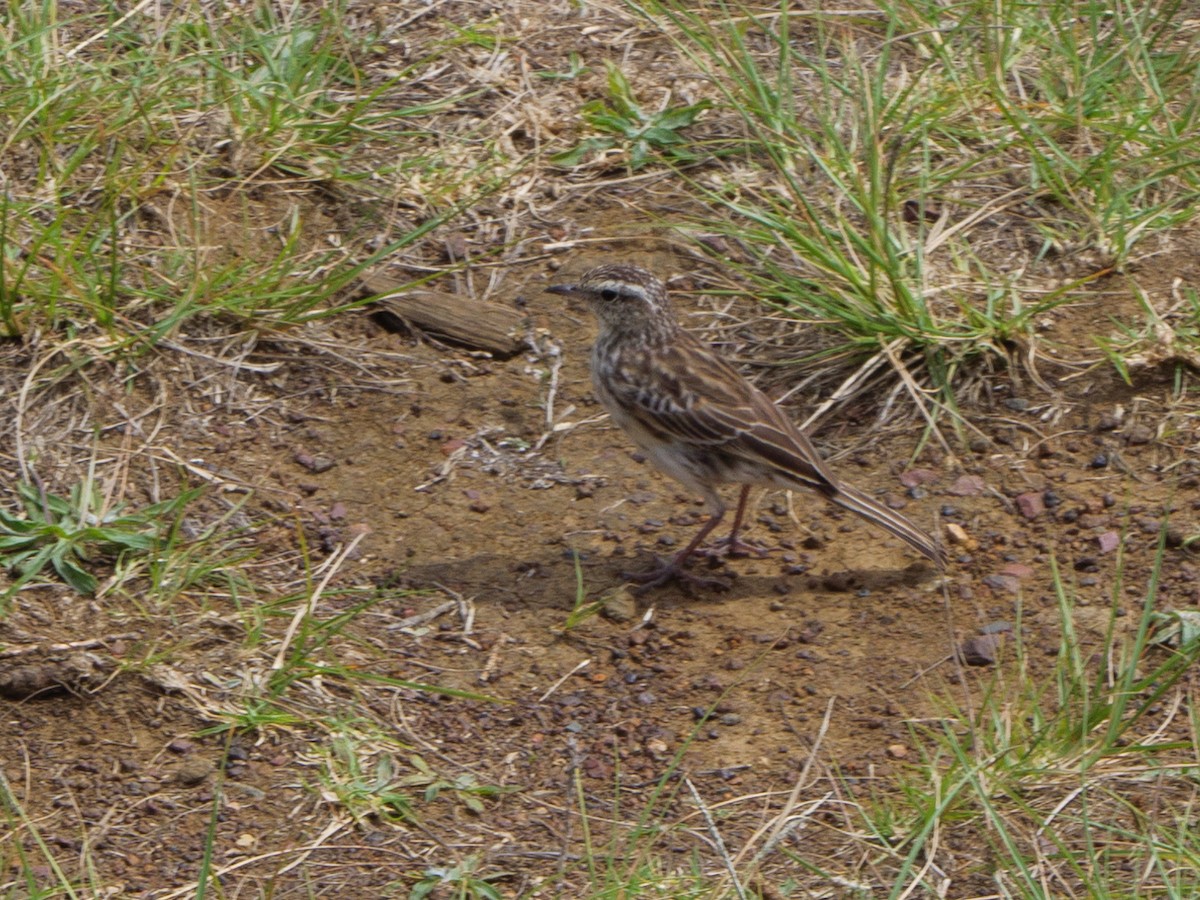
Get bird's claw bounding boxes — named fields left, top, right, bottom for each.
left=621, top=559, right=731, bottom=594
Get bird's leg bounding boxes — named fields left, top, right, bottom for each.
left=697, top=486, right=773, bottom=559
left=622, top=509, right=731, bottom=593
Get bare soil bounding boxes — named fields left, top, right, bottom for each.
left=4, top=231, right=1198, bottom=896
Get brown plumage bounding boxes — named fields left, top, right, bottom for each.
left=547, top=263, right=946, bottom=590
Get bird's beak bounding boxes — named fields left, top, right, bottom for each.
left=544, top=283, right=578, bottom=296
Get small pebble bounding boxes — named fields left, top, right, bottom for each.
left=982, top=573, right=1021, bottom=594
left=602, top=587, right=637, bottom=623
left=174, top=759, right=213, bottom=787
left=899, top=469, right=939, bottom=488
left=999, top=563, right=1034, bottom=579
left=293, top=450, right=335, bottom=473
left=944, top=523, right=976, bottom=550
left=959, top=633, right=1004, bottom=666
left=949, top=475, right=986, bottom=497
left=1016, top=492, right=1045, bottom=519
left=1124, top=424, right=1154, bottom=445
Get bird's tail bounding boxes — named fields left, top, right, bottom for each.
left=828, top=483, right=947, bottom=569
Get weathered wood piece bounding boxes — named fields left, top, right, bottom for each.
left=362, top=271, right=526, bottom=358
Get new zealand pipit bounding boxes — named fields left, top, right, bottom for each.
left=547, top=263, right=946, bottom=590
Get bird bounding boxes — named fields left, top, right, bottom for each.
left=545, top=263, right=946, bottom=591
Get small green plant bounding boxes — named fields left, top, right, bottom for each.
left=1148, top=608, right=1200, bottom=649
left=443, top=16, right=510, bottom=51
left=562, top=551, right=604, bottom=630
left=319, top=736, right=416, bottom=824
left=1096, top=286, right=1200, bottom=384
left=0, top=479, right=198, bottom=600
left=553, top=62, right=711, bottom=171
left=398, top=755, right=517, bottom=814
left=408, top=854, right=508, bottom=900
left=202, top=700, right=304, bottom=736
left=316, top=738, right=516, bottom=827
left=536, top=51, right=588, bottom=81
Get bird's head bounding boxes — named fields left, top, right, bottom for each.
left=545, top=264, right=676, bottom=333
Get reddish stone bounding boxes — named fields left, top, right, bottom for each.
left=1016, top=492, right=1045, bottom=519
left=999, top=563, right=1034, bottom=579
left=949, top=475, right=986, bottom=496
left=983, top=573, right=1021, bottom=594
left=899, top=469, right=939, bottom=488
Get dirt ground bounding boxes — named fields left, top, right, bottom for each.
left=3, top=228, right=1199, bottom=896
left=2, top=3, right=1200, bottom=898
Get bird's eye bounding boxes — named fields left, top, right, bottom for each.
left=599, top=288, right=619, bottom=302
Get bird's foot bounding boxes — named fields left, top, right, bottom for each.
left=698, top=535, right=774, bottom=560
left=621, top=558, right=731, bottom=594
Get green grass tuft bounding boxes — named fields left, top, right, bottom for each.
left=627, top=0, right=1200, bottom=402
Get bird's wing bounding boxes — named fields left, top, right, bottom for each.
left=606, top=335, right=839, bottom=491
